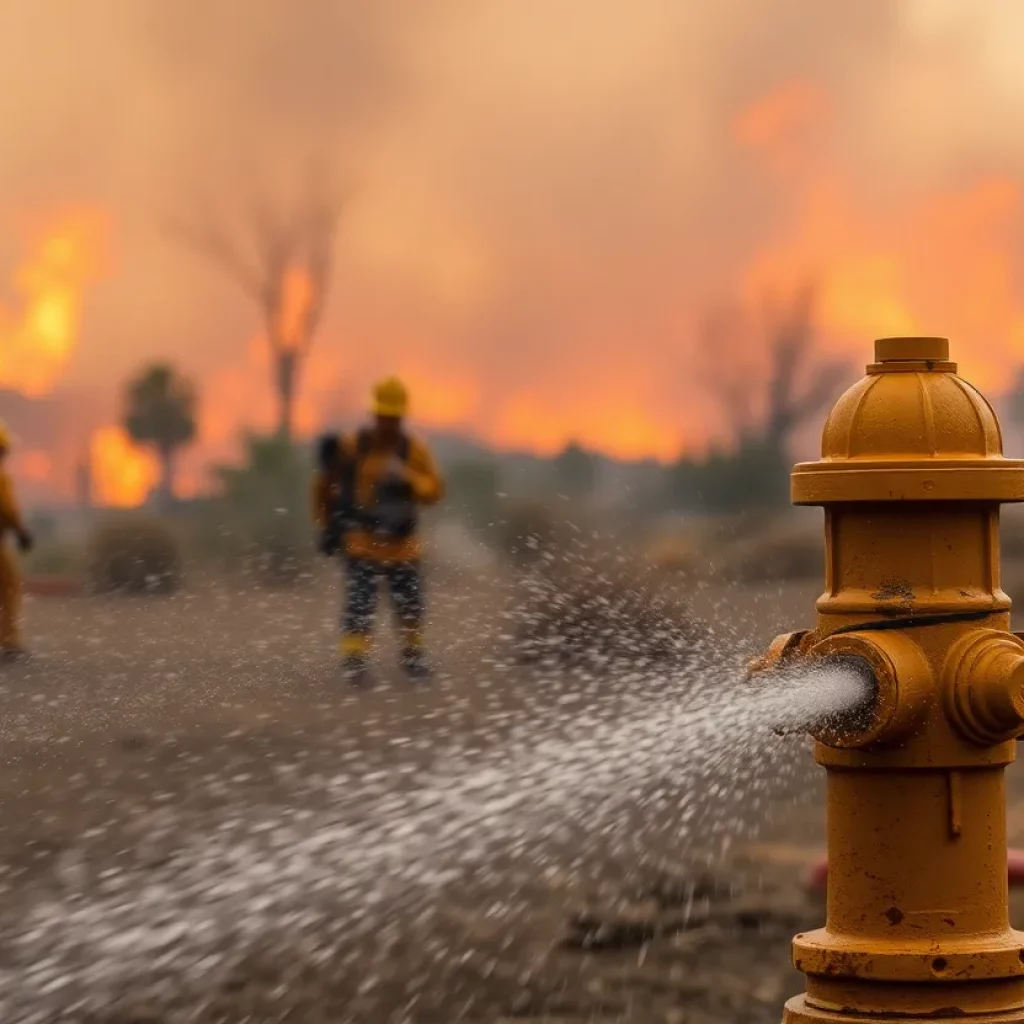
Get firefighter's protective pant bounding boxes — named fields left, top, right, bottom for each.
left=340, top=558, right=424, bottom=659
left=0, top=544, right=22, bottom=651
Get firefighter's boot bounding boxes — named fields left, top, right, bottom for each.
left=341, top=655, right=370, bottom=687
left=401, top=647, right=432, bottom=681
left=340, top=635, right=372, bottom=687
left=399, top=625, right=431, bottom=681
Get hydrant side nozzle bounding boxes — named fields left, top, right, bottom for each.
left=945, top=629, right=1024, bottom=745
left=803, top=631, right=932, bottom=749
left=776, top=652, right=878, bottom=742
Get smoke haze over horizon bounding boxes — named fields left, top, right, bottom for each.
left=4, top=0, right=1024, bottom=499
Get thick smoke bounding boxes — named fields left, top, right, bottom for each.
left=1, top=0, right=1023, bottom=463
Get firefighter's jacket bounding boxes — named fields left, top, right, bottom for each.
left=312, top=430, right=444, bottom=564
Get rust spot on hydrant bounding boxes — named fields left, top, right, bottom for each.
left=751, top=337, right=1024, bottom=1024
left=872, top=578, right=915, bottom=615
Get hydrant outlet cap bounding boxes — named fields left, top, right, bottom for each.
left=874, top=337, right=949, bottom=363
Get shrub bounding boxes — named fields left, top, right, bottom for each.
left=87, top=516, right=183, bottom=595
left=25, top=541, right=83, bottom=577
left=509, top=540, right=707, bottom=674
left=665, top=440, right=790, bottom=514
left=494, top=502, right=568, bottom=568
left=206, top=433, right=313, bottom=587
left=445, top=460, right=502, bottom=537
left=710, top=517, right=823, bottom=583
left=642, top=520, right=703, bottom=575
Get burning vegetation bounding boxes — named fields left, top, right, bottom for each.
left=5, top=7, right=1024, bottom=509
left=0, top=210, right=107, bottom=399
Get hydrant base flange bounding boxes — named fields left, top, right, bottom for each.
left=783, top=994, right=1024, bottom=1024
left=794, top=927, right=1024, bottom=982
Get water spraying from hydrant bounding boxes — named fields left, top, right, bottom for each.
left=752, top=336, right=1024, bottom=1024
left=767, top=656, right=877, bottom=742
left=0, top=654, right=867, bottom=1019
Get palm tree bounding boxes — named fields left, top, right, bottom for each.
left=122, top=363, right=198, bottom=508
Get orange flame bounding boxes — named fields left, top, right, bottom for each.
left=89, top=426, right=159, bottom=508
left=737, top=80, right=1024, bottom=399
left=742, top=175, right=1024, bottom=392
left=0, top=210, right=108, bottom=397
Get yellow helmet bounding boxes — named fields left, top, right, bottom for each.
left=0, top=420, right=11, bottom=451
left=372, top=376, right=409, bottom=418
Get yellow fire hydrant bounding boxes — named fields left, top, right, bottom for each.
left=755, top=337, right=1024, bottom=1023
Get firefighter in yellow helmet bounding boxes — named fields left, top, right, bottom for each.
left=0, top=422, right=34, bottom=661
left=312, top=377, right=444, bottom=684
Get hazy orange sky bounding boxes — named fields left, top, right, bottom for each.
left=4, top=0, right=1024, bottom=478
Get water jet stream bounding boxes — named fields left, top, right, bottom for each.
left=0, top=660, right=869, bottom=1020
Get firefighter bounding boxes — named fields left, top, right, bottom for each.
left=0, top=422, right=34, bottom=661
left=312, top=378, right=444, bottom=684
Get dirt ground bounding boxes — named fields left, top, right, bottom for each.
left=3, top=567, right=1024, bottom=1023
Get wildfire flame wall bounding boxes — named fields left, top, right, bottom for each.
left=3, top=0, right=1024, bottom=504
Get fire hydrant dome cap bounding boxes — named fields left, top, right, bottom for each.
left=792, top=338, right=1024, bottom=504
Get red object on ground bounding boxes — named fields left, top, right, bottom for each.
left=807, top=852, right=1024, bottom=893
left=23, top=576, right=83, bottom=598
left=806, top=858, right=829, bottom=894
left=1009, top=850, right=1024, bottom=886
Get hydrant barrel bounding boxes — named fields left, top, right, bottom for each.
left=765, top=338, right=1024, bottom=1024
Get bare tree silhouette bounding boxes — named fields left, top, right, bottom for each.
left=760, top=282, right=847, bottom=453
left=698, top=281, right=847, bottom=459
left=696, top=302, right=758, bottom=446
left=170, top=171, right=346, bottom=440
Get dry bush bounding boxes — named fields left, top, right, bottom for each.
left=700, top=509, right=787, bottom=547
left=708, top=516, right=823, bottom=583
left=25, top=541, right=84, bottom=577
left=643, top=511, right=810, bottom=580
left=495, top=505, right=707, bottom=674
left=494, top=501, right=564, bottom=568
left=87, top=516, right=183, bottom=595
left=643, top=524, right=704, bottom=576
left=509, top=543, right=707, bottom=673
